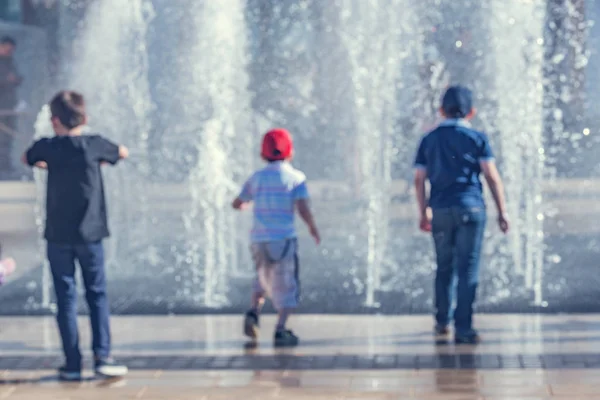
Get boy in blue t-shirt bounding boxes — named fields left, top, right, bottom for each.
left=413, top=86, right=509, bottom=344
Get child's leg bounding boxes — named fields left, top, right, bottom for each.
left=75, top=241, right=111, bottom=362
left=250, top=243, right=267, bottom=312
left=250, top=290, right=265, bottom=314
left=245, top=244, right=268, bottom=339
left=47, top=242, right=81, bottom=371
left=276, top=308, right=292, bottom=331
left=269, top=239, right=300, bottom=346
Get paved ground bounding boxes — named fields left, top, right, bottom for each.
left=1, top=314, right=600, bottom=398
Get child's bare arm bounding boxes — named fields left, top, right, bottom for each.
left=231, top=197, right=248, bottom=210
left=233, top=177, right=254, bottom=210
left=296, top=199, right=320, bottom=244
left=480, top=160, right=509, bottom=233
left=118, top=145, right=129, bottom=159
left=100, top=145, right=128, bottom=166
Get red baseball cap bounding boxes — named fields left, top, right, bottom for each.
left=261, top=128, right=293, bottom=161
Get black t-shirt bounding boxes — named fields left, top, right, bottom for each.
left=26, top=134, right=120, bottom=244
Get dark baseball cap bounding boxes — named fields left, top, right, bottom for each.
left=441, top=85, right=473, bottom=118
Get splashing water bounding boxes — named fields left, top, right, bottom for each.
left=178, top=0, right=253, bottom=307
left=489, top=0, right=546, bottom=305
left=24, top=0, right=586, bottom=313
left=339, top=0, right=413, bottom=307
left=33, top=105, right=51, bottom=308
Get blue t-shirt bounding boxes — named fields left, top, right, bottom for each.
left=413, top=119, right=494, bottom=209
left=238, top=161, right=309, bottom=243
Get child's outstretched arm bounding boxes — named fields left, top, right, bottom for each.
left=93, top=136, right=128, bottom=166
left=22, top=139, right=49, bottom=169
left=296, top=199, right=320, bottom=245
left=21, top=153, right=47, bottom=169
left=100, top=146, right=128, bottom=166
left=118, top=145, right=129, bottom=159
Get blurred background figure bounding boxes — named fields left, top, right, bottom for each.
left=0, top=36, right=22, bottom=178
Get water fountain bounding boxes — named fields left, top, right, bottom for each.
left=488, top=0, right=546, bottom=305
left=338, top=0, right=414, bottom=307
left=8, top=0, right=593, bottom=314
left=178, top=0, right=254, bottom=307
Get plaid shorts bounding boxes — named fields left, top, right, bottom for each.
left=251, top=238, right=299, bottom=310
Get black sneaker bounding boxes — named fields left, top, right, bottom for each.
left=58, top=366, right=82, bottom=381
left=95, top=358, right=128, bottom=378
left=455, top=333, right=481, bottom=345
left=244, top=310, right=260, bottom=339
left=274, top=329, right=299, bottom=347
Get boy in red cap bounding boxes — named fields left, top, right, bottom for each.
left=232, top=128, right=320, bottom=347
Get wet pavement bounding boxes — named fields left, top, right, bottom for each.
left=1, top=314, right=600, bottom=398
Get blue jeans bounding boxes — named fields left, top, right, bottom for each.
left=431, top=207, right=486, bottom=336
left=47, top=241, right=111, bottom=370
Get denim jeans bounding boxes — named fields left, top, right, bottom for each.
left=431, top=207, right=486, bottom=336
left=47, top=241, right=111, bottom=370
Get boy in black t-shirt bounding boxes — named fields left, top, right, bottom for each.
left=22, top=91, right=129, bottom=381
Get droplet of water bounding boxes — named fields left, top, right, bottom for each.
left=536, top=213, right=544, bottom=221
left=549, top=254, right=562, bottom=263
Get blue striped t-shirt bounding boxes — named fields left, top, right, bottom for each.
left=238, top=161, right=309, bottom=243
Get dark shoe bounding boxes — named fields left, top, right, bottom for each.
left=58, top=366, right=82, bottom=381
left=455, top=333, right=481, bottom=345
left=434, top=324, right=450, bottom=336
left=95, top=358, right=128, bottom=378
left=274, top=329, right=299, bottom=347
left=244, top=310, right=260, bottom=339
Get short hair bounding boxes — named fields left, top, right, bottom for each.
left=49, top=91, right=87, bottom=129
left=0, top=36, right=16, bottom=47
left=441, top=85, right=473, bottom=118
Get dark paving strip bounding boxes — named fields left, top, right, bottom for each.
left=2, top=354, right=600, bottom=370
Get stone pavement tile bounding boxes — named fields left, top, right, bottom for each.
left=478, top=371, right=548, bottom=386
left=6, top=387, right=145, bottom=400
left=149, top=370, right=220, bottom=385
left=0, top=386, right=18, bottom=399
left=476, top=385, right=551, bottom=397
left=408, top=394, right=483, bottom=400
left=483, top=398, right=552, bottom=400
left=197, top=387, right=280, bottom=400
left=140, top=387, right=278, bottom=400
left=273, top=387, right=350, bottom=399
left=299, top=376, right=352, bottom=387
left=550, top=384, right=600, bottom=396
left=412, top=384, right=482, bottom=398
left=300, top=370, right=418, bottom=378
left=348, top=377, right=412, bottom=393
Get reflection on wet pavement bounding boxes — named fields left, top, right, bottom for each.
left=1, top=315, right=600, bottom=398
